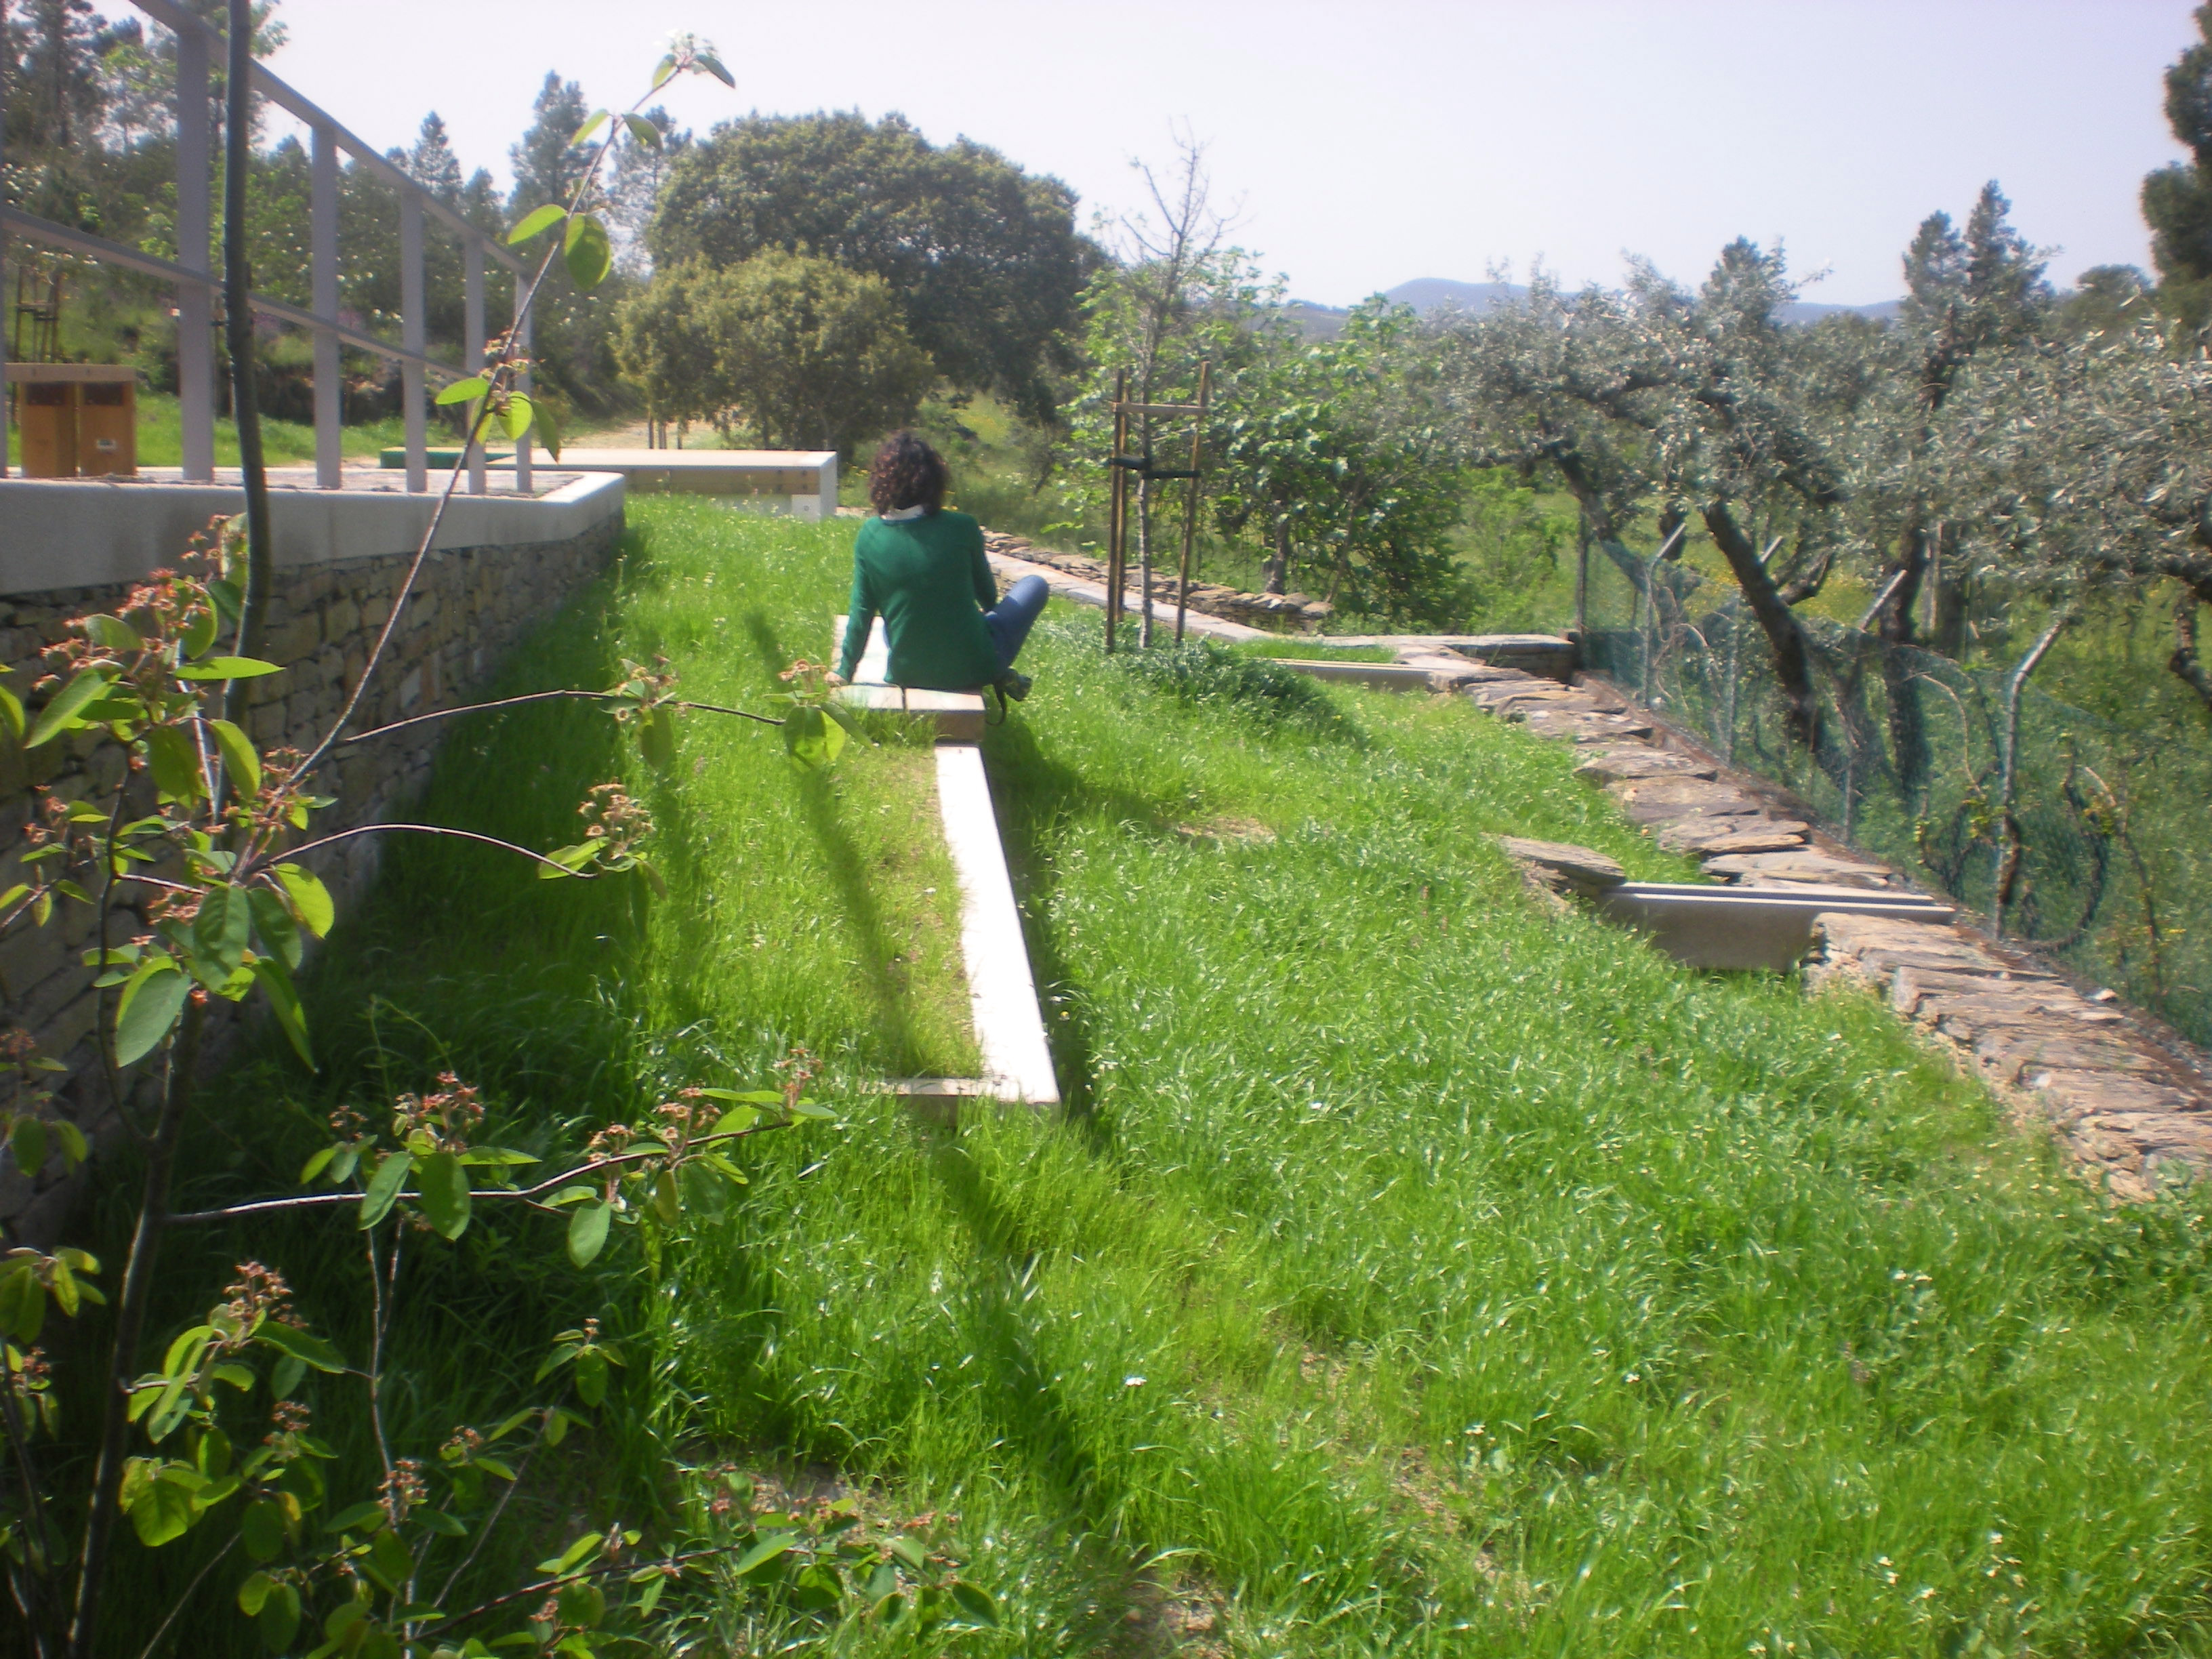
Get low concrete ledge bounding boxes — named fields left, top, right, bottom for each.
left=834, top=683, right=987, bottom=741
left=546, top=449, right=836, bottom=521
left=0, top=468, right=625, bottom=594
left=1273, top=659, right=1439, bottom=692
left=935, top=742, right=1059, bottom=1107
left=1599, top=882, right=1954, bottom=972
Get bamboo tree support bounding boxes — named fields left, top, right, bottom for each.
left=1105, top=369, right=1128, bottom=654
left=1173, top=361, right=1212, bottom=643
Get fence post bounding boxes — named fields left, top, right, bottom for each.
left=1, top=47, right=9, bottom=479
left=400, top=192, right=426, bottom=493
left=174, top=25, right=216, bottom=483
left=311, top=122, right=341, bottom=489
left=513, top=298, right=533, bottom=494
left=464, top=237, right=485, bottom=496
left=1574, top=511, right=1588, bottom=640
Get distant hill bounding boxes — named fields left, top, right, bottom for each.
left=1285, top=277, right=1900, bottom=337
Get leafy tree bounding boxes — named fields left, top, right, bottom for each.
left=619, top=251, right=933, bottom=457
left=2143, top=3, right=2212, bottom=324
left=647, top=110, right=1100, bottom=420
left=1212, top=301, right=1465, bottom=621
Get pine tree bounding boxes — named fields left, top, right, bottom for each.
left=508, top=71, right=590, bottom=221
left=2142, top=4, right=2212, bottom=322
left=405, top=111, right=464, bottom=203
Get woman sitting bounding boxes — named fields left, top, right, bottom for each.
left=834, top=431, right=1048, bottom=701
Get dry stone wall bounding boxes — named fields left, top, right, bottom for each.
left=0, top=517, right=621, bottom=1239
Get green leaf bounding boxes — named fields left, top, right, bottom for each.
left=54, top=1118, right=88, bottom=1167
left=251, top=956, right=315, bottom=1071
left=194, top=885, right=252, bottom=975
left=208, top=718, right=261, bottom=800
left=542, top=1532, right=605, bottom=1576
left=173, top=657, right=283, bottom=680
left=563, top=213, right=613, bottom=291
left=418, top=1508, right=468, bottom=1538
left=647, top=1168, right=680, bottom=1228
left=113, top=964, right=189, bottom=1067
left=535, top=399, right=563, bottom=461
left=85, top=613, right=143, bottom=653
left=241, top=1499, right=289, bottom=1562
left=248, top=888, right=303, bottom=970
left=257, top=1582, right=301, bottom=1654
left=238, top=1568, right=274, bottom=1613
left=367, top=1523, right=413, bottom=1592
left=508, top=203, right=567, bottom=243
left=255, top=1321, right=347, bottom=1374
left=636, top=704, right=676, bottom=771
left=949, top=1581, right=1000, bottom=1627
left=0, top=1264, right=44, bottom=1344
left=300, top=1145, right=337, bottom=1185
left=567, top=1201, right=611, bottom=1267
left=503, top=394, right=536, bottom=444
left=323, top=1501, right=387, bottom=1534
left=782, top=704, right=845, bottom=769
left=696, top=52, right=735, bottom=86
left=27, top=666, right=117, bottom=747
left=651, top=53, right=678, bottom=89
left=0, top=680, right=23, bottom=741
left=180, top=604, right=218, bottom=661
left=733, top=1535, right=795, bottom=1578
left=573, top=1345, right=609, bottom=1408
left=887, top=1534, right=928, bottom=1572
left=569, top=110, right=610, bottom=147
left=359, top=1150, right=414, bottom=1229
left=273, top=863, right=335, bottom=939
left=622, top=113, right=662, bottom=148
left=144, top=724, right=205, bottom=802
left=10, top=1115, right=47, bottom=1179
left=436, top=375, right=490, bottom=406
left=127, top=1472, right=197, bottom=1547
left=258, top=1583, right=301, bottom=1654
left=417, top=1150, right=471, bottom=1241
left=270, top=1351, right=305, bottom=1399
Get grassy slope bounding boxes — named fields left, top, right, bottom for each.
left=138, top=498, right=2212, bottom=1656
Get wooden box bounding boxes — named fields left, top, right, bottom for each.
left=7, top=365, right=138, bottom=477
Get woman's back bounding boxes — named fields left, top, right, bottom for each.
left=844, top=509, right=1000, bottom=691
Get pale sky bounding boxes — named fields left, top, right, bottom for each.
left=259, top=1, right=2196, bottom=308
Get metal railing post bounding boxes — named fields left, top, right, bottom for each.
left=311, top=123, right=341, bottom=488
left=514, top=299, right=533, bottom=494
left=464, top=237, right=485, bottom=495
left=400, top=191, right=426, bottom=493
left=175, top=25, right=216, bottom=482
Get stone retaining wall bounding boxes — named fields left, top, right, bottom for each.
left=978, top=530, right=1335, bottom=631
left=0, top=514, right=621, bottom=1240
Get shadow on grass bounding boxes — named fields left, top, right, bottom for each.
left=980, top=715, right=1172, bottom=1128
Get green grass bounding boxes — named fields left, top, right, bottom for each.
left=1229, top=639, right=1401, bottom=663
left=84, top=498, right=2212, bottom=1655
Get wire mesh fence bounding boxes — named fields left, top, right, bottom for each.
left=1575, top=544, right=2212, bottom=1047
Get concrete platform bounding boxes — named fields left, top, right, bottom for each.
left=0, top=466, right=624, bottom=594
left=829, top=615, right=987, bottom=739
left=549, top=449, right=836, bottom=520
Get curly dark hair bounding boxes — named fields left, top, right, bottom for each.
left=867, top=430, right=949, bottom=516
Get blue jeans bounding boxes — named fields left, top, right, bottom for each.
left=983, top=575, right=1049, bottom=674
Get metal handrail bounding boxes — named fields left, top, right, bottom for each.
left=1, top=1, right=535, bottom=493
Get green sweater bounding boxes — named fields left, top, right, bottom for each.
left=836, top=510, right=1002, bottom=691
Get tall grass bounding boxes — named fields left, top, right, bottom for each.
left=85, top=498, right=2212, bottom=1656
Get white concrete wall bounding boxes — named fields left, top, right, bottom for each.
left=0, top=470, right=623, bottom=596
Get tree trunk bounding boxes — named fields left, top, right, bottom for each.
left=1929, top=525, right=1970, bottom=657
left=1703, top=501, right=1822, bottom=747
left=1136, top=474, right=1155, bottom=648
left=2172, top=589, right=2212, bottom=714
left=1263, top=518, right=1290, bottom=595
left=1874, top=514, right=1933, bottom=802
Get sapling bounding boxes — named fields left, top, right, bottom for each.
left=0, top=29, right=983, bottom=1658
